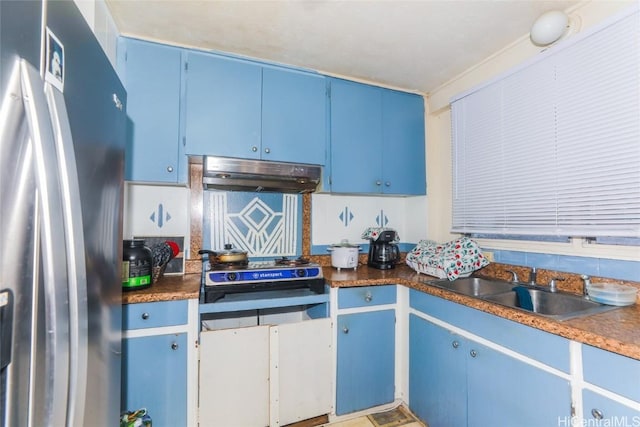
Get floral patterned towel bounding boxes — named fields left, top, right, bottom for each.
left=406, top=237, right=489, bottom=280
left=361, top=227, right=400, bottom=242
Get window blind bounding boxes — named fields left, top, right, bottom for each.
left=452, top=8, right=640, bottom=238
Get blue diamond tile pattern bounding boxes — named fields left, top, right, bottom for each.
left=376, top=209, right=389, bottom=227
left=339, top=206, right=355, bottom=227
left=205, top=192, right=301, bottom=256
left=149, top=203, right=171, bottom=228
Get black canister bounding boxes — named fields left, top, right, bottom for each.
left=122, top=239, right=152, bottom=291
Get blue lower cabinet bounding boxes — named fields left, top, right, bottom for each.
left=336, top=309, right=395, bottom=415
left=338, top=285, right=396, bottom=309
left=582, top=344, right=640, bottom=402
left=409, top=314, right=466, bottom=426
left=466, top=341, right=571, bottom=427
left=582, top=389, right=640, bottom=424
left=581, top=344, right=640, bottom=424
left=409, top=314, right=571, bottom=427
left=121, top=333, right=187, bottom=427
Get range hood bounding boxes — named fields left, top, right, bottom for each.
left=202, top=156, right=322, bottom=193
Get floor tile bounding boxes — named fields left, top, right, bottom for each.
left=325, top=418, right=374, bottom=427
left=324, top=406, right=425, bottom=427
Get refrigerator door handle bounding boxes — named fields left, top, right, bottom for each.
left=44, top=83, right=88, bottom=427
left=20, top=59, right=71, bottom=427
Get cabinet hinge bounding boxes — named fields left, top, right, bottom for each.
left=184, top=62, right=188, bottom=71
left=182, top=136, right=186, bottom=147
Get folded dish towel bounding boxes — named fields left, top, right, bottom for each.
left=405, top=237, right=489, bottom=280
left=361, top=227, right=400, bottom=242
left=512, top=285, right=534, bottom=311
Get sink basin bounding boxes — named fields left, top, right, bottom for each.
left=427, top=277, right=516, bottom=297
left=426, top=276, right=622, bottom=321
left=482, top=288, right=620, bottom=321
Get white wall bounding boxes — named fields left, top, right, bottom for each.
left=72, top=0, right=119, bottom=68
left=424, top=0, right=639, bottom=261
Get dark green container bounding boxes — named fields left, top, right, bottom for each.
left=122, top=239, right=152, bottom=291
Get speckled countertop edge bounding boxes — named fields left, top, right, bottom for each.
left=122, top=265, right=640, bottom=361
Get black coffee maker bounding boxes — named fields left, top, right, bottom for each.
left=367, top=229, right=400, bottom=270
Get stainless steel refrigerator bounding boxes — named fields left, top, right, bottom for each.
left=0, top=1, right=126, bottom=426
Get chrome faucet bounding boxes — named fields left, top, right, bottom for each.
left=529, top=267, right=537, bottom=285
left=506, top=270, right=519, bottom=283
left=548, top=277, right=565, bottom=293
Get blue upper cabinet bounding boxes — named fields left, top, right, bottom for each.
left=329, top=78, right=426, bottom=195
left=262, top=67, right=327, bottom=165
left=119, top=39, right=423, bottom=191
left=184, top=52, right=327, bottom=165
left=184, top=50, right=262, bottom=159
left=382, top=89, right=426, bottom=195
left=329, top=79, right=383, bottom=193
left=117, top=38, right=184, bottom=183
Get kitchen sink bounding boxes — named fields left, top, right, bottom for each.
left=427, top=277, right=516, bottom=297
left=427, top=277, right=622, bottom=321
left=482, top=287, right=620, bottom=321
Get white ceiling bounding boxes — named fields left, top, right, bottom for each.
left=105, top=0, right=582, bottom=94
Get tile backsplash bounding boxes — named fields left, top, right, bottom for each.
left=123, top=183, right=190, bottom=257
left=123, top=179, right=430, bottom=263
left=487, top=249, right=640, bottom=282
left=123, top=179, right=637, bottom=283
left=311, top=193, right=428, bottom=253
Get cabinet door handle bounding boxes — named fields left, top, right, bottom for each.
left=141, top=312, right=150, bottom=320
left=342, top=326, right=349, bottom=334
left=385, top=181, right=391, bottom=187
left=167, top=166, right=174, bottom=173
left=452, top=341, right=460, bottom=349
left=364, top=293, right=372, bottom=302
left=264, top=147, right=271, bottom=154
left=251, top=146, right=258, bottom=152
left=469, top=349, right=477, bottom=358
left=591, top=409, right=604, bottom=420
left=171, top=342, right=179, bottom=350
left=375, top=180, right=382, bottom=186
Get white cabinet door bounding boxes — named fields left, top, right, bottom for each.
left=199, top=326, right=270, bottom=427
left=276, top=318, right=332, bottom=425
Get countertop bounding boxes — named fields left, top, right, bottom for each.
left=121, top=273, right=200, bottom=304
left=123, top=265, right=640, bottom=360
left=323, top=265, right=640, bottom=361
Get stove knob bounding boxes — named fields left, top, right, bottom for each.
left=296, top=269, right=307, bottom=277
left=226, top=272, right=238, bottom=281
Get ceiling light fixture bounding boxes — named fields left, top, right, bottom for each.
left=530, top=10, right=570, bottom=46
